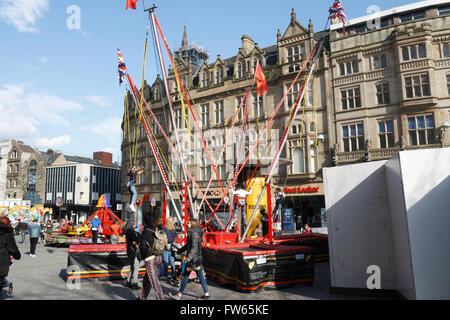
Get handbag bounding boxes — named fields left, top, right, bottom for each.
left=186, top=258, right=201, bottom=272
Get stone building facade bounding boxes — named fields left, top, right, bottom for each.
left=121, top=1, right=450, bottom=229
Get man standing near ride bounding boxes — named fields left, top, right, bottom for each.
left=110, top=220, right=122, bottom=244
left=90, top=215, right=102, bottom=244
left=28, top=218, right=41, bottom=258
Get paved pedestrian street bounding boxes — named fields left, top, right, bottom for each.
left=2, top=235, right=363, bottom=301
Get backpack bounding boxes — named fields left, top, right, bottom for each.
left=147, top=229, right=169, bottom=256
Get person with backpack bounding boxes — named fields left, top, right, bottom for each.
left=169, top=219, right=210, bottom=300
left=137, top=213, right=167, bottom=300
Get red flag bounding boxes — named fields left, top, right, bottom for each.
left=254, top=62, right=268, bottom=97
left=126, top=0, right=139, bottom=10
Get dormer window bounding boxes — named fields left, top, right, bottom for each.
left=10, top=150, right=18, bottom=159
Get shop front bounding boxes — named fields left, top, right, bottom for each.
left=276, top=182, right=325, bottom=230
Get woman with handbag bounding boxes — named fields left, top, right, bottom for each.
left=137, top=213, right=164, bottom=300
left=169, top=219, right=210, bottom=300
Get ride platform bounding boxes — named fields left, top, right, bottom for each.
left=66, top=244, right=145, bottom=282
left=201, top=241, right=316, bottom=293
left=244, top=233, right=329, bottom=262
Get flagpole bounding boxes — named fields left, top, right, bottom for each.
left=148, top=6, right=196, bottom=219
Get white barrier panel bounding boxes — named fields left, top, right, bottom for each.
left=324, top=147, right=450, bottom=299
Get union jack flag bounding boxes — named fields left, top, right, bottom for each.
left=117, top=48, right=127, bottom=86
left=329, top=0, right=347, bottom=22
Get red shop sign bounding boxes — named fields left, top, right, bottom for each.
left=284, top=186, right=320, bottom=194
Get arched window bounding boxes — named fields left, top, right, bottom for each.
left=293, top=147, right=305, bottom=174
left=30, top=160, right=37, bottom=167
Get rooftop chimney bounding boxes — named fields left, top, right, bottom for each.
left=93, top=152, right=113, bottom=167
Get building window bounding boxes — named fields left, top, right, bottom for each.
left=447, top=74, right=450, bottom=96
left=378, top=120, right=395, bottom=149
left=310, top=145, right=317, bottom=173
left=341, top=87, right=362, bottom=110
left=373, top=54, right=387, bottom=69
left=402, top=44, right=426, bottom=61
left=154, top=86, right=161, bottom=100
left=237, top=62, right=245, bottom=78
left=439, top=6, right=450, bottom=16
left=405, top=74, right=430, bottom=98
left=29, top=160, right=37, bottom=167
left=152, top=115, right=162, bottom=136
left=253, top=94, right=264, bottom=118
left=151, top=163, right=161, bottom=184
left=200, top=157, right=211, bottom=181
left=339, top=60, right=359, bottom=76
left=237, top=96, right=247, bottom=120
left=175, top=109, right=183, bottom=129
left=201, top=72, right=209, bottom=88
left=292, top=147, right=306, bottom=174
left=343, top=123, right=364, bottom=152
left=400, top=11, right=426, bottom=23
left=139, top=125, right=146, bottom=139
left=201, top=104, right=210, bottom=127
left=215, top=68, right=224, bottom=84
left=376, top=82, right=390, bottom=105
left=10, top=150, right=18, bottom=159
left=408, top=115, right=436, bottom=146
left=215, top=101, right=224, bottom=124
left=286, top=82, right=302, bottom=109
left=306, top=80, right=314, bottom=106
left=443, top=43, right=450, bottom=58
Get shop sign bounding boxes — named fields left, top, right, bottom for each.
left=284, top=186, right=320, bottom=194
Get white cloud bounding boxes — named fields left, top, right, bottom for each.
left=38, top=56, right=48, bottom=63
left=0, top=0, right=49, bottom=33
left=82, top=117, right=122, bottom=143
left=35, top=135, right=71, bottom=148
left=84, top=117, right=122, bottom=135
left=85, top=95, right=112, bottom=107
left=0, top=83, right=84, bottom=141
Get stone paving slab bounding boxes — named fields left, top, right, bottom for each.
left=1, top=235, right=365, bottom=301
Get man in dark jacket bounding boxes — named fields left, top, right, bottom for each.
left=0, top=216, right=21, bottom=289
left=169, top=219, right=210, bottom=300
left=124, top=220, right=141, bottom=290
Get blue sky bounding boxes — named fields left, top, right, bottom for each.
left=0, top=0, right=415, bottom=162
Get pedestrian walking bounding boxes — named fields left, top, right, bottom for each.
left=28, top=219, right=41, bottom=257
left=110, top=220, right=122, bottom=244
left=137, top=213, right=164, bottom=300
left=169, top=219, right=210, bottom=301
left=124, top=220, right=142, bottom=290
left=90, top=215, right=101, bottom=244
left=0, top=216, right=21, bottom=292
left=160, top=217, right=177, bottom=279
left=18, top=219, right=28, bottom=244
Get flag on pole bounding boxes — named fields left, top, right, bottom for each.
left=126, top=0, right=139, bottom=10
left=117, top=48, right=127, bottom=86
left=254, top=61, right=268, bottom=97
